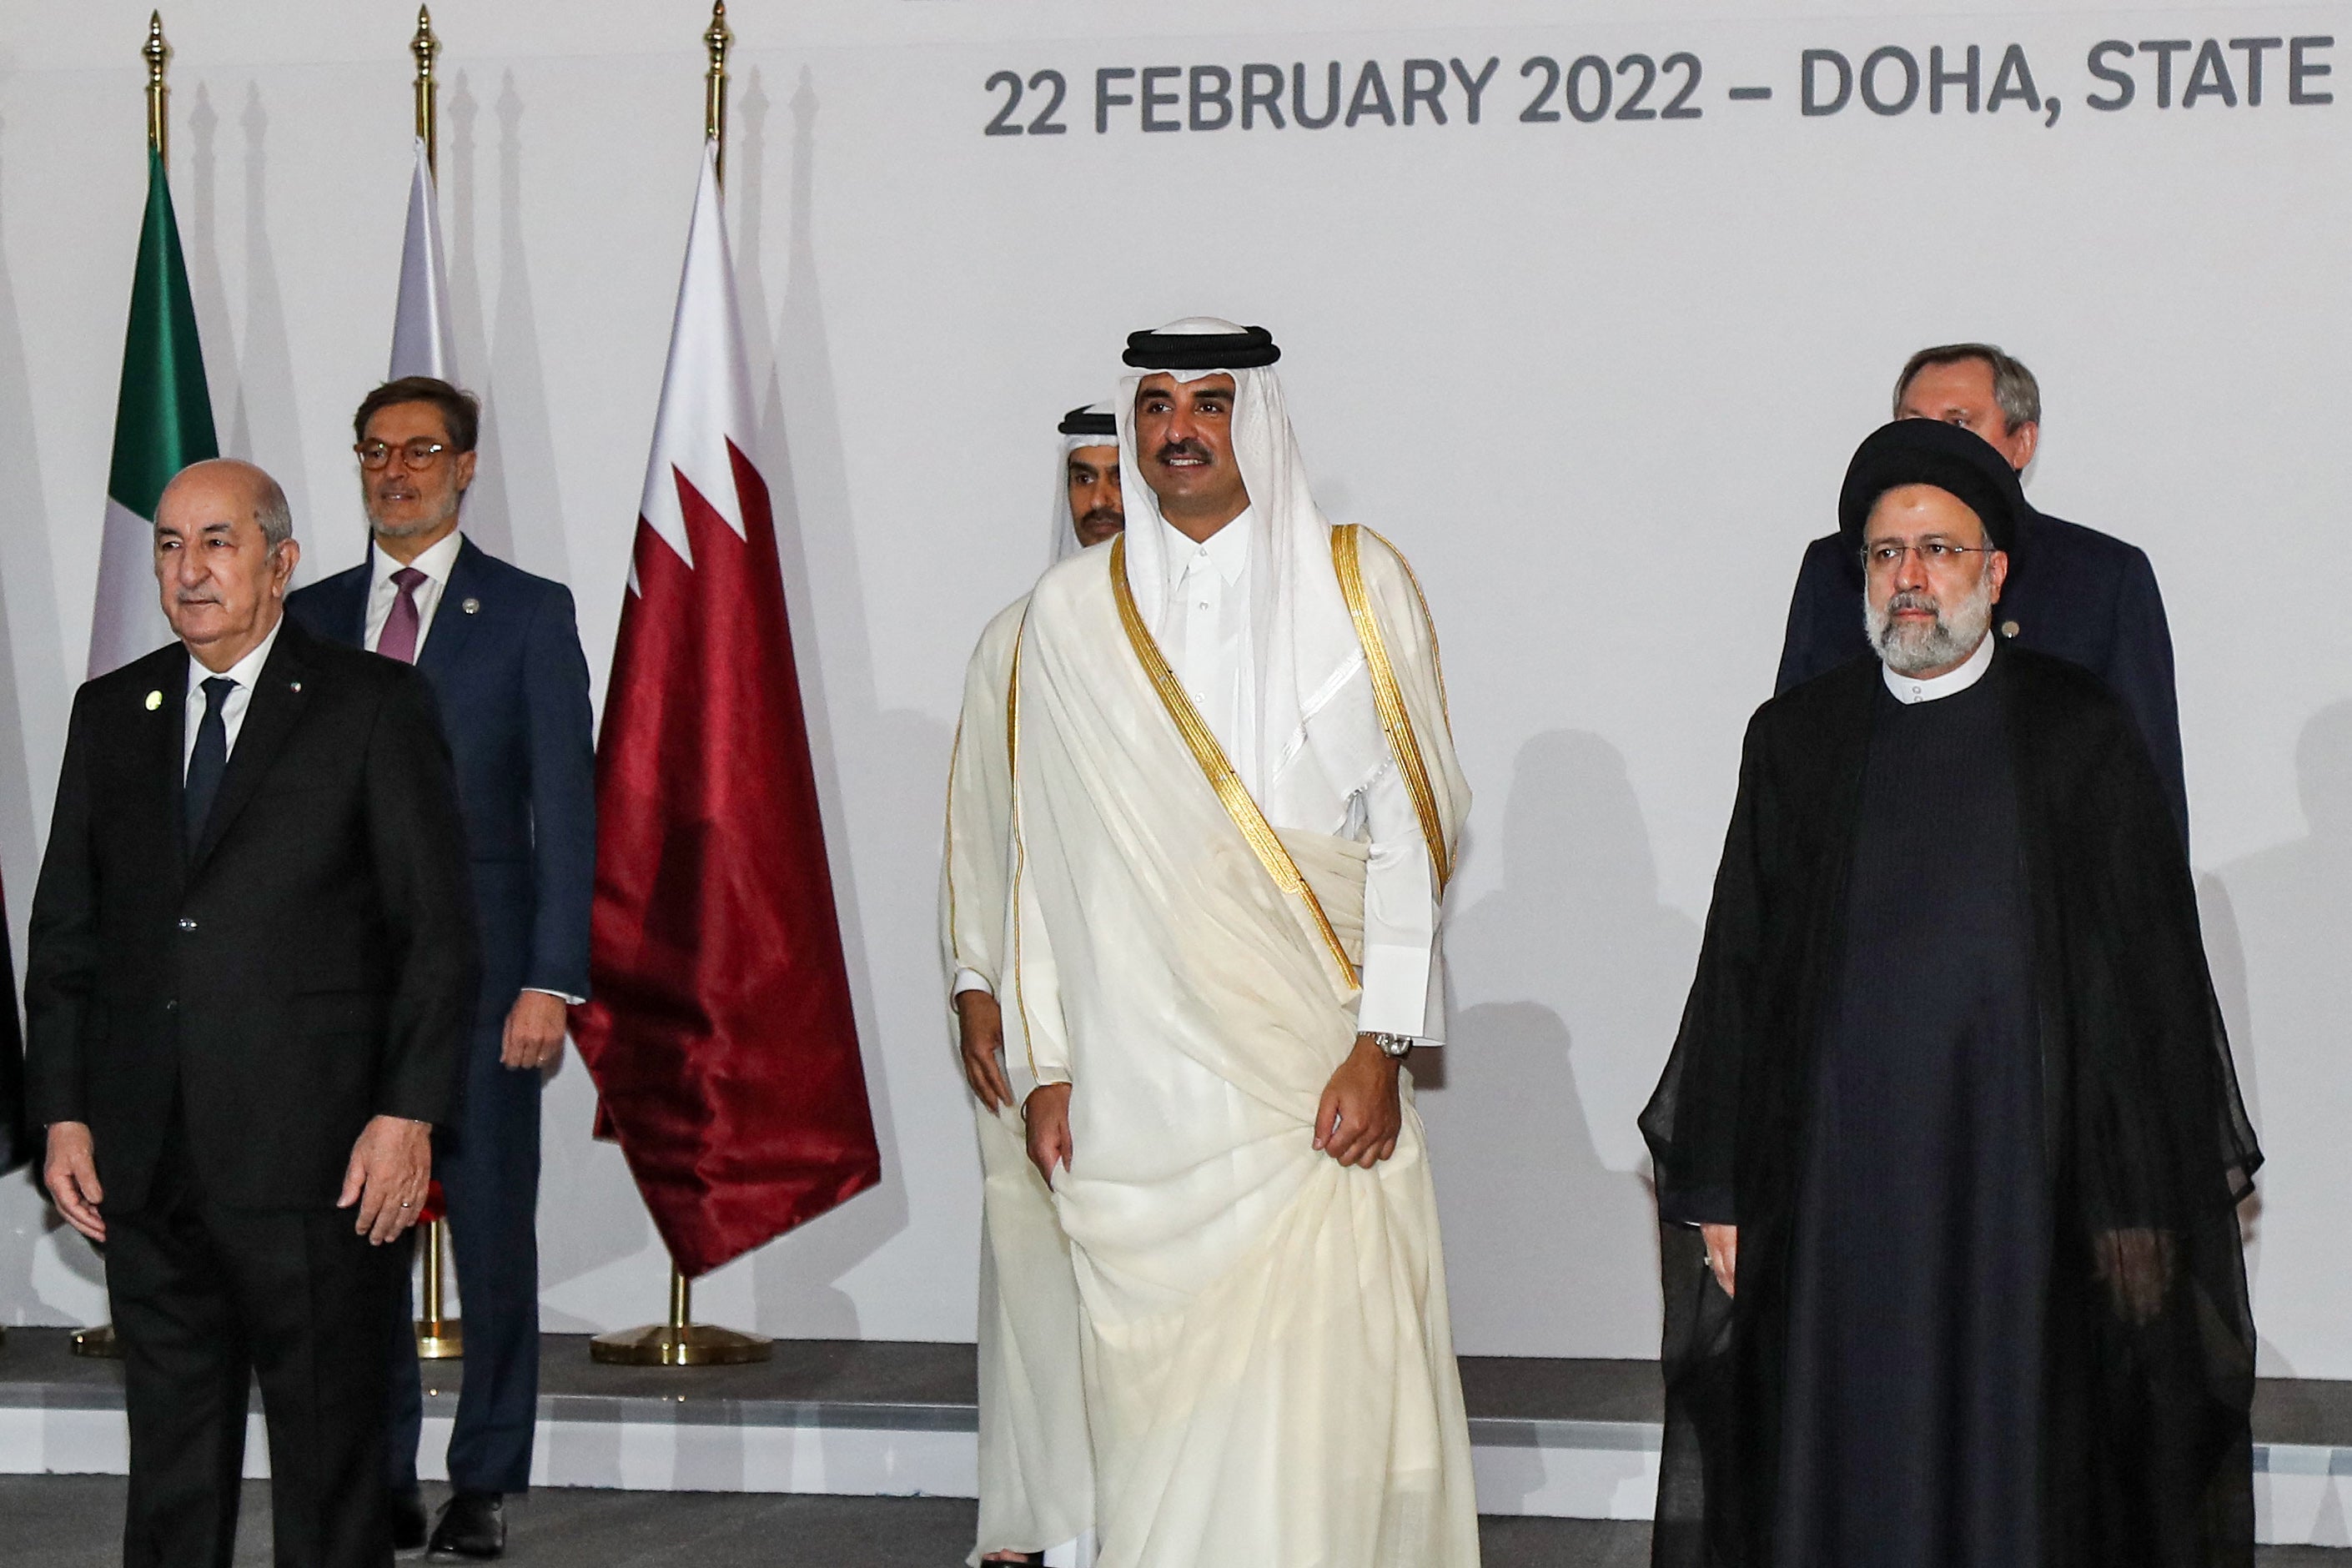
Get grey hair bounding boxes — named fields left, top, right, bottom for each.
left=253, top=471, right=294, bottom=550
left=162, top=458, right=294, bottom=550
left=1892, top=343, right=2042, bottom=433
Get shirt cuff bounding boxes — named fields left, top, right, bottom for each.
left=524, top=986, right=587, bottom=1006
left=1355, top=941, right=1435, bottom=1042
left=952, top=969, right=995, bottom=999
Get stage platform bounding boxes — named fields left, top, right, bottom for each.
left=3, top=1329, right=2345, bottom=1545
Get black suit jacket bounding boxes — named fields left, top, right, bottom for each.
left=1772, top=510, right=2189, bottom=837
left=23, top=617, right=480, bottom=1212
left=287, top=536, right=596, bottom=1010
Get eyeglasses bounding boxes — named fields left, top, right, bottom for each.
left=355, top=439, right=451, bottom=472
left=1861, top=540, right=1993, bottom=575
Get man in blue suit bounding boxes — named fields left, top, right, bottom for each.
left=1774, top=344, right=2188, bottom=837
left=288, top=377, right=595, bottom=1560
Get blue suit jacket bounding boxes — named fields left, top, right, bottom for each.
left=288, top=536, right=595, bottom=1012
left=1774, top=510, right=2189, bottom=838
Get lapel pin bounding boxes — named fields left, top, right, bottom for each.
left=144, top=690, right=162, bottom=711
left=461, top=597, right=481, bottom=615
left=289, top=680, right=303, bottom=694
left=2001, top=620, right=2021, bottom=639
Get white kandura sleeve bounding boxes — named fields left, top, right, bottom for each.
left=1356, top=757, right=1445, bottom=1044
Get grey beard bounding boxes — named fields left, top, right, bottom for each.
left=366, top=501, right=460, bottom=541
left=1865, top=570, right=1996, bottom=676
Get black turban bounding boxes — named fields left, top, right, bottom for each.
left=1122, top=324, right=1280, bottom=370
left=1838, top=419, right=2027, bottom=554
left=1057, top=405, right=1117, bottom=439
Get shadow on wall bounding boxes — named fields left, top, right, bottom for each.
left=2207, top=700, right=2352, bottom=1378
left=741, top=66, right=937, bottom=1338
left=441, top=71, right=512, bottom=565
left=0, top=111, right=78, bottom=1327
left=1425, top=730, right=1700, bottom=1359
left=223, top=85, right=309, bottom=535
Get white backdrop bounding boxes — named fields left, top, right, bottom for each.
left=0, top=0, right=2346, bottom=1377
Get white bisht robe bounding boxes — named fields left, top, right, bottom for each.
left=1005, top=512, right=1478, bottom=1568
left=942, top=594, right=1096, bottom=1565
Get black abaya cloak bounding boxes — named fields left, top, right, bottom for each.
left=1641, top=649, right=2260, bottom=1568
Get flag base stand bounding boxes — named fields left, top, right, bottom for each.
left=415, top=1219, right=463, bottom=1360
left=590, top=1267, right=770, bottom=1367
left=71, top=1323, right=122, bottom=1359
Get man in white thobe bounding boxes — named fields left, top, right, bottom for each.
left=1010, top=320, right=1480, bottom=1568
left=942, top=404, right=1124, bottom=1566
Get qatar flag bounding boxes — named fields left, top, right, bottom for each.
left=570, top=141, right=879, bottom=1279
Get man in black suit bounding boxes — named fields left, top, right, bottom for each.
left=1772, top=344, right=2188, bottom=836
left=288, top=377, right=594, bottom=1560
left=27, top=458, right=478, bottom=1568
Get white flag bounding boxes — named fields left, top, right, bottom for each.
left=389, top=138, right=457, bottom=381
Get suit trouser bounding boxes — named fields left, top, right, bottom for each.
left=108, top=1123, right=402, bottom=1568
left=384, top=1018, right=542, bottom=1496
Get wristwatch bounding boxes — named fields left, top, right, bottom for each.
left=1371, top=1032, right=1415, bottom=1058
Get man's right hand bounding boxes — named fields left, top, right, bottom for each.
left=956, top=990, right=1013, bottom=1113
left=1025, top=1083, right=1073, bottom=1184
left=44, top=1123, right=105, bottom=1243
left=1701, top=1223, right=1737, bottom=1298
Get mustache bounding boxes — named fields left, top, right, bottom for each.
left=1078, top=505, right=1123, bottom=528
left=1152, top=439, right=1214, bottom=466
left=1886, top=591, right=1942, bottom=616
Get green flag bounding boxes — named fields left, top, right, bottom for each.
left=89, top=147, right=216, bottom=677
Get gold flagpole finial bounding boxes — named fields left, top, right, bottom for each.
left=143, top=12, right=172, bottom=168
left=704, top=1, right=732, bottom=188
left=411, top=6, right=442, bottom=178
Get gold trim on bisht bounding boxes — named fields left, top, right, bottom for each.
left=1108, top=535, right=1359, bottom=989
left=1331, top=524, right=1454, bottom=889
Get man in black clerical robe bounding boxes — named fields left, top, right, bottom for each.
left=1642, top=419, right=2260, bottom=1568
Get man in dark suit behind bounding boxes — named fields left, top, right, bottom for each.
left=287, top=377, right=594, bottom=1560
left=1773, top=344, right=2189, bottom=837
left=27, top=458, right=478, bottom=1567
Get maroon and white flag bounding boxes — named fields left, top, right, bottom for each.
left=570, top=142, right=879, bottom=1279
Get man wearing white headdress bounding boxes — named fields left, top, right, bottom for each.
left=1008, top=320, right=1478, bottom=1567
left=941, top=403, right=1123, bottom=1566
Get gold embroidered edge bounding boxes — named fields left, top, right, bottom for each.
left=1332, top=524, right=1455, bottom=889
left=1108, top=534, right=1359, bottom=989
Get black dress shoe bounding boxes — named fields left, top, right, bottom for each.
left=427, top=1492, right=506, bottom=1560
left=389, top=1490, right=429, bottom=1552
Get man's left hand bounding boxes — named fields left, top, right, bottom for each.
left=338, top=1115, right=434, bottom=1244
left=1314, top=1033, right=1404, bottom=1168
left=501, top=990, right=569, bottom=1071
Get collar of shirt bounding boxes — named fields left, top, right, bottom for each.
left=365, top=528, right=465, bottom=655
left=185, top=615, right=284, bottom=701
left=371, top=527, right=464, bottom=594
left=183, top=615, right=285, bottom=772
left=1882, top=627, right=1995, bottom=705
left=1179, top=508, right=1253, bottom=585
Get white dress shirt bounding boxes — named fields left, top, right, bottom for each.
left=183, top=618, right=285, bottom=776
left=1883, top=628, right=1995, bottom=705
left=1165, top=514, right=1437, bottom=1041
left=363, top=528, right=465, bottom=657
left=957, top=515, right=1441, bottom=1040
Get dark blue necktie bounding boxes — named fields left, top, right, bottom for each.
left=183, top=676, right=234, bottom=849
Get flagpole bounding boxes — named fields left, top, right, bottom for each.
left=411, top=6, right=440, bottom=178
left=705, top=1, right=731, bottom=188
left=587, top=3, right=771, bottom=1372
left=79, top=10, right=178, bottom=1364
left=397, top=1, right=467, bottom=1363
left=143, top=12, right=169, bottom=169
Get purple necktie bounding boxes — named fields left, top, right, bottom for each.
left=378, top=566, right=427, bottom=664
